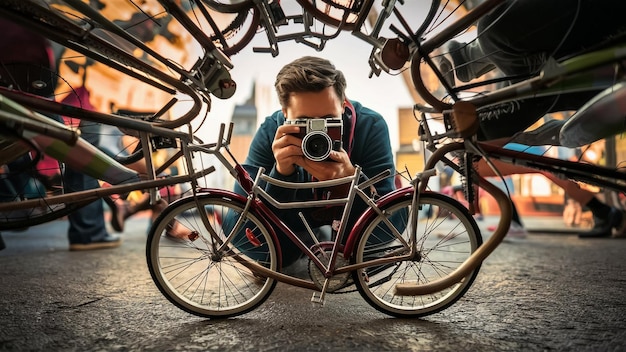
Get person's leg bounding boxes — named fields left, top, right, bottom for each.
left=450, top=0, right=626, bottom=82
left=476, top=0, right=577, bottom=77
left=66, top=120, right=120, bottom=250
left=448, top=0, right=571, bottom=82
left=472, top=0, right=626, bottom=77
left=65, top=166, right=121, bottom=249
left=476, top=91, right=600, bottom=141
left=477, top=156, right=622, bottom=237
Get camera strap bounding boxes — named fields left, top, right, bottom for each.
left=309, top=100, right=361, bottom=224
left=342, top=99, right=357, bottom=156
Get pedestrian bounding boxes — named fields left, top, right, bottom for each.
left=0, top=18, right=121, bottom=250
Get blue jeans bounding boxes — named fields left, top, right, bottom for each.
left=65, top=120, right=109, bottom=244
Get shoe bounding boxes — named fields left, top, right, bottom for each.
left=104, top=197, right=127, bottom=233
left=437, top=56, right=456, bottom=87
left=488, top=221, right=527, bottom=240
left=505, top=221, right=528, bottom=240
left=165, top=219, right=199, bottom=241
left=69, top=233, right=122, bottom=251
left=448, top=40, right=495, bottom=83
left=508, top=118, right=565, bottom=146
left=579, top=207, right=624, bottom=238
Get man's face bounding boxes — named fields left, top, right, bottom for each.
left=283, top=86, right=344, bottom=121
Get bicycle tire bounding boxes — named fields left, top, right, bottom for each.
left=0, top=199, right=93, bottom=231
left=200, top=0, right=254, bottom=13
left=146, top=194, right=278, bottom=318
left=0, top=114, right=107, bottom=230
left=352, top=191, right=482, bottom=318
left=296, top=0, right=441, bottom=36
left=0, top=0, right=204, bottom=129
left=295, top=0, right=366, bottom=30
left=197, top=2, right=261, bottom=56
left=413, top=0, right=442, bottom=39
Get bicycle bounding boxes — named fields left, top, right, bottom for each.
left=386, top=0, right=626, bottom=294
left=145, top=122, right=498, bottom=318
left=0, top=0, right=246, bottom=229
left=4, top=0, right=624, bottom=317
left=280, top=0, right=626, bottom=296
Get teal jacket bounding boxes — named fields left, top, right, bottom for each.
left=234, top=100, right=396, bottom=234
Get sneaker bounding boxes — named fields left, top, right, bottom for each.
left=487, top=221, right=527, bottom=240
left=508, top=118, right=565, bottom=146
left=505, top=221, right=528, bottom=240
left=579, top=207, right=624, bottom=238
left=69, top=233, right=122, bottom=251
left=448, top=40, right=496, bottom=83
left=437, top=56, right=456, bottom=87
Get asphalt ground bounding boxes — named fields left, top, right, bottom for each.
left=1, top=214, right=625, bottom=351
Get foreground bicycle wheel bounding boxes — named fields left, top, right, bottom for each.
left=352, top=192, right=482, bottom=318
left=146, top=194, right=278, bottom=318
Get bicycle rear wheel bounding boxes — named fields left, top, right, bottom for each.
left=193, top=1, right=261, bottom=56
left=0, top=98, right=110, bottom=230
left=201, top=0, right=254, bottom=13
left=352, top=191, right=482, bottom=318
left=146, top=194, right=278, bottom=318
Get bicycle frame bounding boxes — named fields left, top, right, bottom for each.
left=0, top=94, right=215, bottom=229
left=189, top=123, right=431, bottom=303
left=0, top=0, right=240, bottom=228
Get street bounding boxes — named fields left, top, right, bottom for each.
left=1, top=216, right=625, bottom=351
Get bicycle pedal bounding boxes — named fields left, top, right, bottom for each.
left=151, top=135, right=177, bottom=150
left=310, top=292, right=326, bottom=305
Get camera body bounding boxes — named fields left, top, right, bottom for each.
left=285, top=118, right=343, bottom=162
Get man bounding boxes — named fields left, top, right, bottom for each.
left=234, top=56, right=397, bottom=267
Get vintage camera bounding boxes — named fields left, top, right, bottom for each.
left=285, top=118, right=343, bottom=162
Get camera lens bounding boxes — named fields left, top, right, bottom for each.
left=302, top=132, right=332, bottom=161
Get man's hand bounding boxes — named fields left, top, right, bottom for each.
left=272, top=124, right=304, bottom=176
left=298, top=148, right=356, bottom=181
left=272, top=124, right=356, bottom=180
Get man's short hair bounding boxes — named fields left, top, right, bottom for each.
left=274, top=56, right=347, bottom=108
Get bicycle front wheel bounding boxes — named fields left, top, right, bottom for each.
left=146, top=194, right=278, bottom=318
left=353, top=192, right=482, bottom=318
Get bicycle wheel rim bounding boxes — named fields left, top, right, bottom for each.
left=146, top=195, right=278, bottom=318
left=353, top=192, right=482, bottom=317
